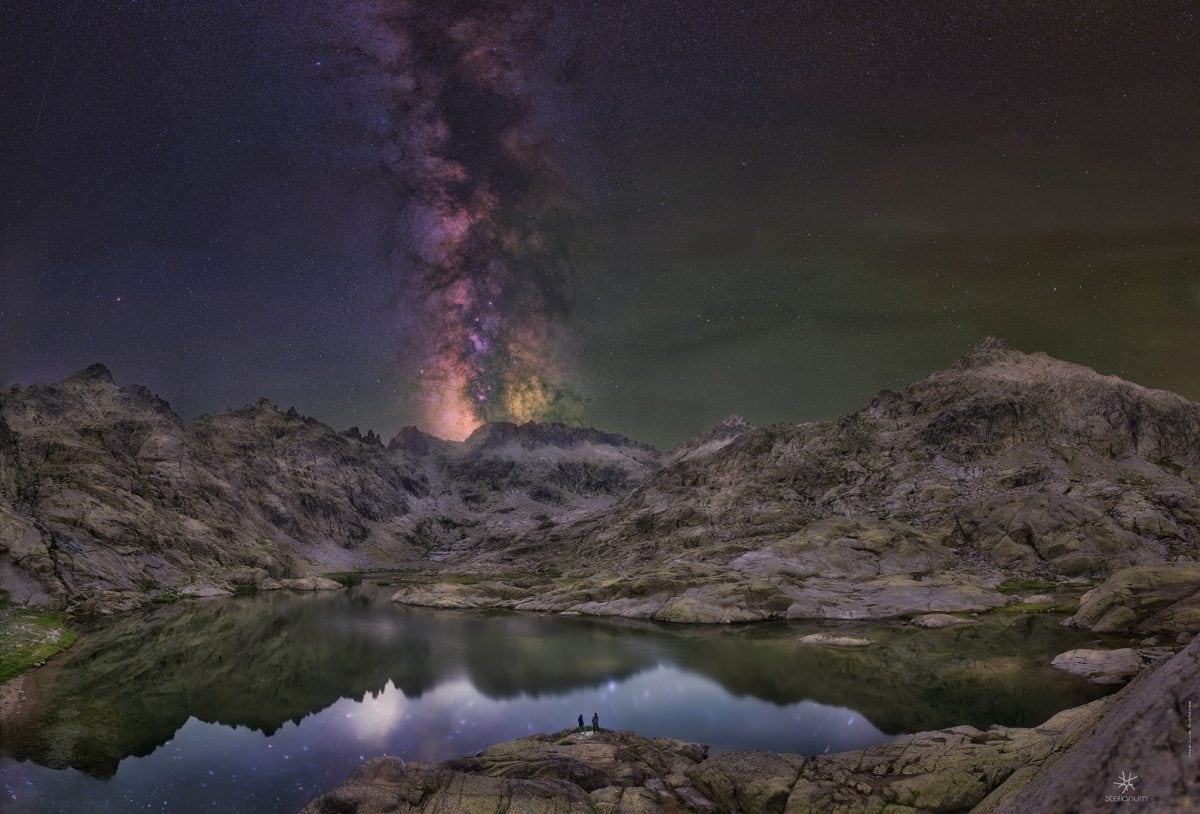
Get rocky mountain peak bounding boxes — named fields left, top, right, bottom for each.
left=65, top=363, right=114, bottom=385
left=463, top=421, right=651, bottom=452
left=713, top=415, right=753, bottom=434
left=341, top=426, right=383, bottom=446
left=665, top=414, right=755, bottom=466
left=953, top=335, right=1014, bottom=369
left=387, top=425, right=438, bottom=456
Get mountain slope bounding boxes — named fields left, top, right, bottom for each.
left=499, top=337, right=1199, bottom=574
left=406, top=338, right=1199, bottom=623
left=4, top=339, right=1198, bottom=623
left=0, top=366, right=657, bottom=612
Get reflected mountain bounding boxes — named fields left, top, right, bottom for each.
left=1, top=588, right=1112, bottom=778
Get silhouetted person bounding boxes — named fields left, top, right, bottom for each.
left=577, top=714, right=585, bottom=733
left=591, top=712, right=599, bottom=733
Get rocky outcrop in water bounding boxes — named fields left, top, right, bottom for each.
left=1050, top=647, right=1144, bottom=685
left=302, top=634, right=1199, bottom=813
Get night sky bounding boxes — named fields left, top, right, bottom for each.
left=2, top=1, right=1198, bottom=448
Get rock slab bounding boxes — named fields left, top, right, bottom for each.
left=1050, top=648, right=1144, bottom=685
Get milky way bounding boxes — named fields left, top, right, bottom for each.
left=332, top=0, right=580, bottom=439
left=5, top=1, right=1197, bottom=449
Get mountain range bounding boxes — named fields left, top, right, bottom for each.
left=2, top=338, right=1198, bottom=627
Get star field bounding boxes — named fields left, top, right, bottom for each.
left=2, top=0, right=1197, bottom=447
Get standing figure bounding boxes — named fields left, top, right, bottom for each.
left=591, top=712, right=599, bottom=733
left=577, top=714, right=585, bottom=733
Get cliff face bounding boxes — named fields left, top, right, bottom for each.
left=3, top=339, right=1199, bottom=619
left=0, top=367, right=658, bottom=612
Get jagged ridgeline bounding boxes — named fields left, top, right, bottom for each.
left=1, top=338, right=1198, bottom=622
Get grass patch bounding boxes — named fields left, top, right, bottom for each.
left=996, top=578, right=1056, bottom=594
left=442, top=575, right=481, bottom=586
left=989, top=602, right=1077, bottom=615
left=0, top=606, right=79, bottom=682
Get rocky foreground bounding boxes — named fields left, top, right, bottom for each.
left=303, top=634, right=1199, bottom=813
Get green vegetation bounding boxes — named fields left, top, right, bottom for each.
left=0, top=605, right=79, bottom=682
left=328, top=573, right=363, bottom=588
left=1157, top=459, right=1185, bottom=477
left=996, top=578, right=1057, bottom=594
left=988, top=602, right=1077, bottom=615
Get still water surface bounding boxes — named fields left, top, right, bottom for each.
left=0, top=587, right=1113, bottom=813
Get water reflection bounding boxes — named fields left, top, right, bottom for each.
left=0, top=587, right=1114, bottom=813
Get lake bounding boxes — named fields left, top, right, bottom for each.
left=0, top=586, right=1115, bottom=813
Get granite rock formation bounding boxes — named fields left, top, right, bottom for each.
left=0, top=366, right=657, bottom=613
left=402, top=338, right=1200, bottom=625
left=3, top=339, right=1198, bottom=625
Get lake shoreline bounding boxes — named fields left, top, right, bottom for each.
left=1, top=591, right=1128, bottom=811
left=303, top=633, right=1199, bottom=813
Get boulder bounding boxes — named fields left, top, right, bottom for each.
left=278, top=577, right=342, bottom=591
left=180, top=584, right=233, bottom=598
left=910, top=613, right=974, bottom=628
left=1067, top=564, right=1200, bottom=634
left=391, top=582, right=491, bottom=609
left=1050, top=648, right=1144, bottom=685
left=687, top=751, right=802, bottom=814
left=798, top=632, right=871, bottom=647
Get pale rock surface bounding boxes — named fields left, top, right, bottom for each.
left=910, top=612, right=974, bottom=628
left=278, top=577, right=342, bottom=591
left=1050, top=647, right=1144, bottom=684
left=797, top=632, right=871, bottom=647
